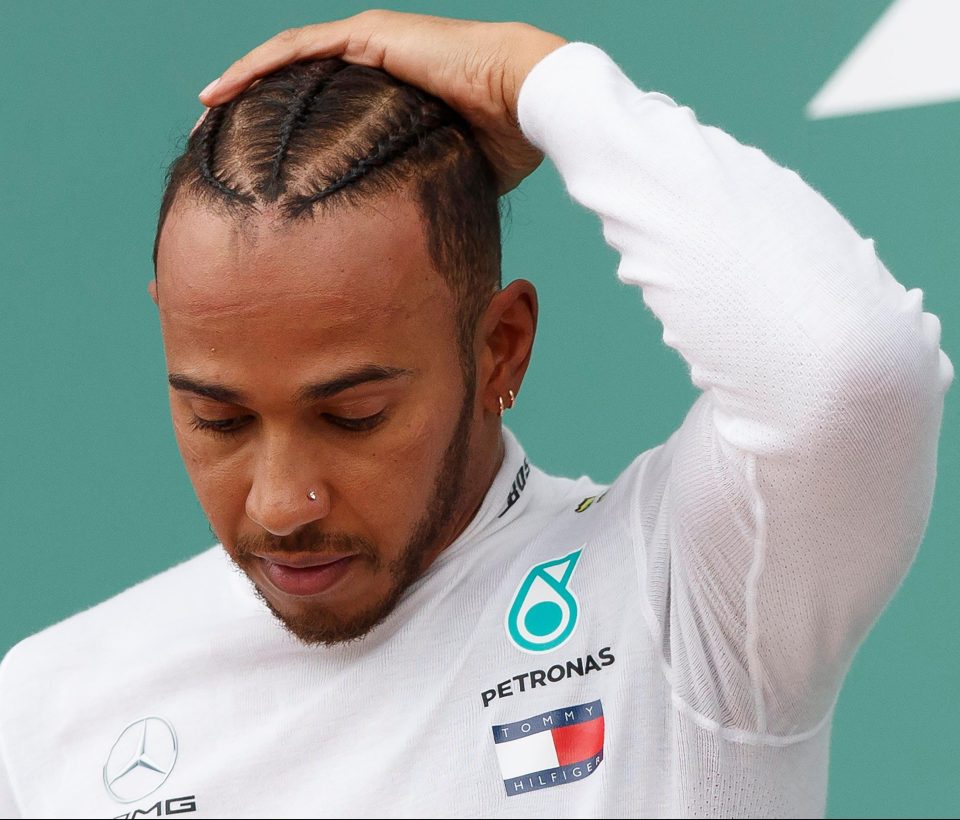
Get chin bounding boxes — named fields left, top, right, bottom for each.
left=260, top=589, right=405, bottom=646
left=248, top=565, right=413, bottom=646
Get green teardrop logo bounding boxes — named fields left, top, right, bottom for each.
left=505, top=548, right=583, bottom=653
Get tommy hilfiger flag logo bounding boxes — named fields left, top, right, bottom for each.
left=492, top=700, right=604, bottom=797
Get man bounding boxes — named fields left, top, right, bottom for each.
left=0, top=10, right=952, bottom=818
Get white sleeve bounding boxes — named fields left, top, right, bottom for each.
left=517, top=43, right=953, bottom=737
left=0, top=653, right=21, bottom=819
left=0, top=740, right=20, bottom=819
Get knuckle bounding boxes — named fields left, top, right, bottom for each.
left=225, top=56, right=248, bottom=75
left=275, top=27, right=301, bottom=43
left=501, top=21, right=533, bottom=41
left=356, top=8, right=387, bottom=22
left=344, top=28, right=384, bottom=65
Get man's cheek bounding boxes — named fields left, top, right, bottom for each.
left=377, top=438, right=443, bottom=502
left=385, top=409, right=448, bottom=465
left=182, top=455, right=248, bottom=522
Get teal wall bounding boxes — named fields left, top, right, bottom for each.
left=1, top=2, right=956, bottom=817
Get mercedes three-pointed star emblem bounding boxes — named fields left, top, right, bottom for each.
left=102, top=716, right=179, bottom=803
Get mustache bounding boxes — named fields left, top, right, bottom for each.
left=235, top=528, right=379, bottom=563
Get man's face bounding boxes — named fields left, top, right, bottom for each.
left=154, top=191, right=484, bottom=644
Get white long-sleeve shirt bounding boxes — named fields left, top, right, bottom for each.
left=0, top=42, right=951, bottom=819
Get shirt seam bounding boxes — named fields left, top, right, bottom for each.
left=627, top=411, right=800, bottom=744
left=743, top=450, right=769, bottom=735
left=670, top=689, right=835, bottom=747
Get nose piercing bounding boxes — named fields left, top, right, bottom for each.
left=307, top=490, right=318, bottom=502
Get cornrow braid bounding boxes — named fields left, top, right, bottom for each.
left=264, top=62, right=349, bottom=199
left=284, top=105, right=459, bottom=219
left=196, top=104, right=253, bottom=204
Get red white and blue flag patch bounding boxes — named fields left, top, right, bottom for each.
left=492, top=699, right=604, bottom=797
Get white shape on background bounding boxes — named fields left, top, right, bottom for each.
left=807, top=0, right=960, bottom=119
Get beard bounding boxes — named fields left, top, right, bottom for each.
left=227, top=374, right=476, bottom=646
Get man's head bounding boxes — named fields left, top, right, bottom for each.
left=152, top=59, right=537, bottom=645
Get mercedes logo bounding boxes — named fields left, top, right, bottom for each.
left=102, top=716, right=179, bottom=803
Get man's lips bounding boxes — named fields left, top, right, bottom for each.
left=254, top=552, right=358, bottom=569
left=254, top=552, right=359, bottom=596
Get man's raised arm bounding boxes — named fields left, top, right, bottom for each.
left=516, top=41, right=952, bottom=737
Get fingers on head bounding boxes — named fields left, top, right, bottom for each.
left=203, top=13, right=388, bottom=104
left=212, top=26, right=310, bottom=99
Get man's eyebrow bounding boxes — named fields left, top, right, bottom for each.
left=168, top=374, right=243, bottom=404
left=167, top=366, right=412, bottom=405
left=296, top=365, right=412, bottom=402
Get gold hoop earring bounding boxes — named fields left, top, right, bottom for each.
left=508, top=389, right=516, bottom=408
left=498, top=395, right=505, bottom=417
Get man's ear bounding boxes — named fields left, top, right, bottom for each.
left=148, top=278, right=159, bottom=306
left=477, top=279, right=538, bottom=417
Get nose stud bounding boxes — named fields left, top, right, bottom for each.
left=307, top=489, right=318, bottom=502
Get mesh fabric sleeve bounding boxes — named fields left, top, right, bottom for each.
left=0, top=712, right=20, bottom=819
left=517, top=42, right=952, bottom=738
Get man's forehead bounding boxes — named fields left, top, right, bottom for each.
left=154, top=192, right=445, bottom=320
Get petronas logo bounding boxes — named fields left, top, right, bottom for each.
left=506, top=549, right=583, bottom=653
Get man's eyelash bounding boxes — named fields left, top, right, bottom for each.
left=323, top=412, right=386, bottom=432
left=190, top=415, right=249, bottom=437
left=189, top=412, right=387, bottom=436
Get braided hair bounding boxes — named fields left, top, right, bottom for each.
left=154, top=59, right=501, bottom=360
left=285, top=95, right=457, bottom=217
left=194, top=105, right=253, bottom=206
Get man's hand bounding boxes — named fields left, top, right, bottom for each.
left=199, top=10, right=567, bottom=193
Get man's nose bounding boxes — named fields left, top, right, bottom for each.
left=245, top=435, right=330, bottom=536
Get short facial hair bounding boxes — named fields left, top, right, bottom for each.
left=229, top=371, right=476, bottom=646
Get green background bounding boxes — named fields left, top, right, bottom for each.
left=1, top=1, right=956, bottom=816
